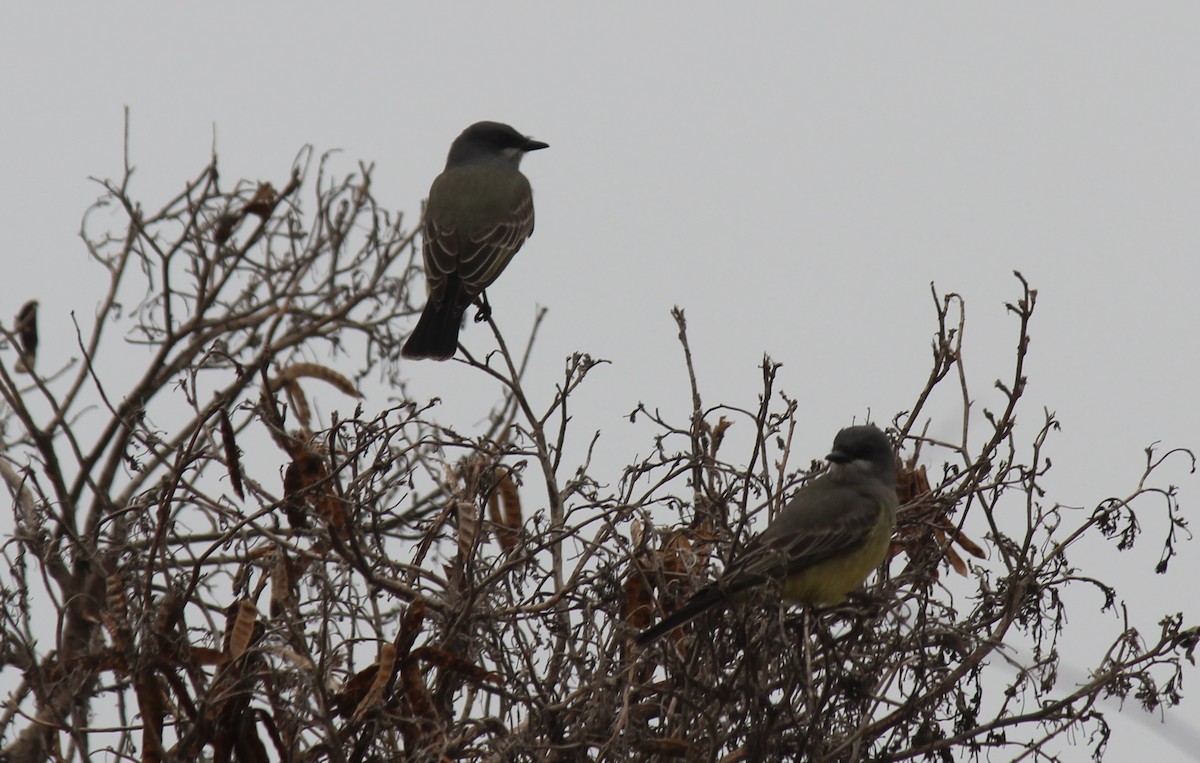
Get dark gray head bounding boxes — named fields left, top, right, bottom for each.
left=445, top=121, right=549, bottom=170
left=826, top=424, right=896, bottom=487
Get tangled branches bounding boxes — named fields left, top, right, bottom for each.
left=0, top=145, right=1195, bottom=762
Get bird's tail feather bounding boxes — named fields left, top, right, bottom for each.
left=401, top=295, right=463, bottom=361
left=635, top=585, right=731, bottom=647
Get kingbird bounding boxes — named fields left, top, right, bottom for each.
left=401, top=121, right=548, bottom=361
left=636, top=424, right=898, bottom=646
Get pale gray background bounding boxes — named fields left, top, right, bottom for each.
left=2, top=3, right=1198, bottom=759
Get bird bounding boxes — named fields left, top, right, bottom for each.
left=13, top=300, right=39, bottom=374
left=636, top=424, right=898, bottom=646
left=401, top=121, right=548, bottom=361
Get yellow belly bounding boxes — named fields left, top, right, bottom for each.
left=779, top=524, right=892, bottom=605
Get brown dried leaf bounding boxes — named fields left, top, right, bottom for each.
left=283, top=448, right=344, bottom=532
left=283, top=378, right=312, bottom=433
left=495, top=467, right=522, bottom=549
left=351, top=643, right=397, bottom=724
left=622, top=571, right=654, bottom=630
left=396, top=598, right=426, bottom=659
left=133, top=670, right=167, bottom=762
left=396, top=672, right=443, bottom=756
left=295, top=448, right=326, bottom=487
left=219, top=409, right=245, bottom=501
left=661, top=530, right=695, bottom=576
left=13, top=300, right=38, bottom=374
left=333, top=663, right=379, bottom=718
left=317, top=489, right=347, bottom=536
left=282, top=458, right=309, bottom=529
left=952, top=528, right=986, bottom=559
left=710, top=416, right=733, bottom=455
left=456, top=498, right=479, bottom=563
left=212, top=210, right=241, bottom=245
left=271, top=361, right=362, bottom=398
left=400, top=657, right=438, bottom=728
left=946, top=544, right=968, bottom=577
left=188, top=646, right=228, bottom=667
left=269, top=551, right=297, bottom=617
left=896, top=463, right=932, bottom=504
left=154, top=592, right=185, bottom=637
left=229, top=599, right=259, bottom=660
left=244, top=182, right=277, bottom=219
left=409, top=646, right=499, bottom=685
left=102, top=571, right=132, bottom=654
left=932, top=528, right=970, bottom=576
left=630, top=518, right=646, bottom=549
left=890, top=460, right=988, bottom=578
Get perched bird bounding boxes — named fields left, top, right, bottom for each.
left=636, top=424, right=898, bottom=646
left=401, top=121, right=548, bottom=360
left=13, top=300, right=39, bottom=374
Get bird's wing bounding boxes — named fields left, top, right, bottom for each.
left=456, top=190, right=535, bottom=293
left=422, top=168, right=536, bottom=306
left=421, top=218, right=459, bottom=298
left=721, top=480, right=887, bottom=591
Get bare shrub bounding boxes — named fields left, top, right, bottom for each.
left=1, top=142, right=1195, bottom=762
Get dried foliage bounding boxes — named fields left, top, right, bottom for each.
left=0, top=137, right=1196, bottom=763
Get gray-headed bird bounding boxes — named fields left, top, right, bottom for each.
left=401, top=121, right=548, bottom=361
left=636, top=424, right=898, bottom=646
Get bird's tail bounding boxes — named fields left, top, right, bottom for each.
left=401, top=291, right=464, bottom=361
left=635, top=584, right=731, bottom=647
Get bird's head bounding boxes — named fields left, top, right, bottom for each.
left=825, top=424, right=896, bottom=487
left=446, top=121, right=548, bottom=169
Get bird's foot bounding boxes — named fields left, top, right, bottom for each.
left=473, top=293, right=493, bottom=323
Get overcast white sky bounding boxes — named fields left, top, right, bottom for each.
left=2, top=3, right=1198, bottom=759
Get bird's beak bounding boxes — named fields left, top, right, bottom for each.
left=522, top=138, right=549, bottom=152
left=826, top=448, right=850, bottom=465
